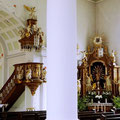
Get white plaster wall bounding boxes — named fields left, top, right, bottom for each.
left=77, top=0, right=96, bottom=60
left=96, top=0, right=120, bottom=65
left=6, top=54, right=26, bottom=81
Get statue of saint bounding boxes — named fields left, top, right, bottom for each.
left=17, top=66, right=24, bottom=80
left=105, top=75, right=112, bottom=91
left=86, top=75, right=92, bottom=91
left=26, top=66, right=32, bottom=81
left=111, top=50, right=116, bottom=65
left=77, top=78, right=81, bottom=95
left=81, top=51, right=88, bottom=61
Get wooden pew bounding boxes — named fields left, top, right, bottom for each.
left=106, top=117, right=120, bottom=120
left=102, top=112, right=114, bottom=116
left=0, top=111, right=46, bottom=120
left=78, top=111, right=101, bottom=120
left=101, top=114, right=120, bottom=120
left=78, top=111, right=114, bottom=120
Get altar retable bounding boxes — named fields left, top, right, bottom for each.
left=77, top=36, right=120, bottom=112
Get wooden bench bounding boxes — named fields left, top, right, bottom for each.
left=78, top=111, right=101, bottom=120
left=78, top=111, right=114, bottom=120
left=106, top=117, right=120, bottom=120
left=0, top=111, right=46, bottom=120
left=101, top=114, right=120, bottom=120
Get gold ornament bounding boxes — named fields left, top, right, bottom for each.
left=26, top=32, right=30, bottom=37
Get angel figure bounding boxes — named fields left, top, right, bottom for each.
left=77, top=78, right=81, bottom=95
left=81, top=51, right=88, bottom=61
left=111, top=50, right=116, bottom=65
left=24, top=5, right=36, bottom=19
left=26, top=66, right=32, bottom=81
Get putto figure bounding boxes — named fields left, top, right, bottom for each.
left=24, top=5, right=36, bottom=19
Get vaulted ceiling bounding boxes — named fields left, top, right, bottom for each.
left=0, top=7, right=24, bottom=55
left=0, top=0, right=104, bottom=55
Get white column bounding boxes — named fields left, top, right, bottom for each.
left=25, top=86, right=40, bottom=111
left=25, top=86, right=34, bottom=110
left=25, top=50, right=43, bottom=111
left=47, top=0, right=77, bottom=120
left=40, top=82, right=47, bottom=110
left=25, top=51, right=43, bottom=62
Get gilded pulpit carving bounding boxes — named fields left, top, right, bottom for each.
left=14, top=63, right=46, bottom=95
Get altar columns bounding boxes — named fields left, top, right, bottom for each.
left=47, top=0, right=77, bottom=120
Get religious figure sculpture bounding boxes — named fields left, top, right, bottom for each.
left=26, top=66, right=32, bottom=80
left=92, top=83, right=96, bottom=90
left=77, top=78, right=81, bottom=95
left=105, top=75, right=112, bottom=91
left=95, top=67, right=105, bottom=89
left=111, top=50, right=116, bottom=65
left=24, top=5, right=36, bottom=19
left=17, top=66, right=24, bottom=80
left=33, top=66, right=40, bottom=78
left=81, top=51, right=88, bottom=61
left=86, top=75, right=92, bottom=91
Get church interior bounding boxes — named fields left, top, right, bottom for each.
left=1, top=0, right=120, bottom=120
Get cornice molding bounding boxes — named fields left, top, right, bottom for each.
left=88, top=0, right=104, bottom=3
left=6, top=52, right=26, bottom=59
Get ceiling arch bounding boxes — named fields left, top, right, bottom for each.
left=0, top=5, right=24, bottom=55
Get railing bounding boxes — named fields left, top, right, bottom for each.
left=0, top=71, right=16, bottom=104
left=0, top=62, right=46, bottom=110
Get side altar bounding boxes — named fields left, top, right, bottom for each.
left=77, top=36, right=120, bottom=112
